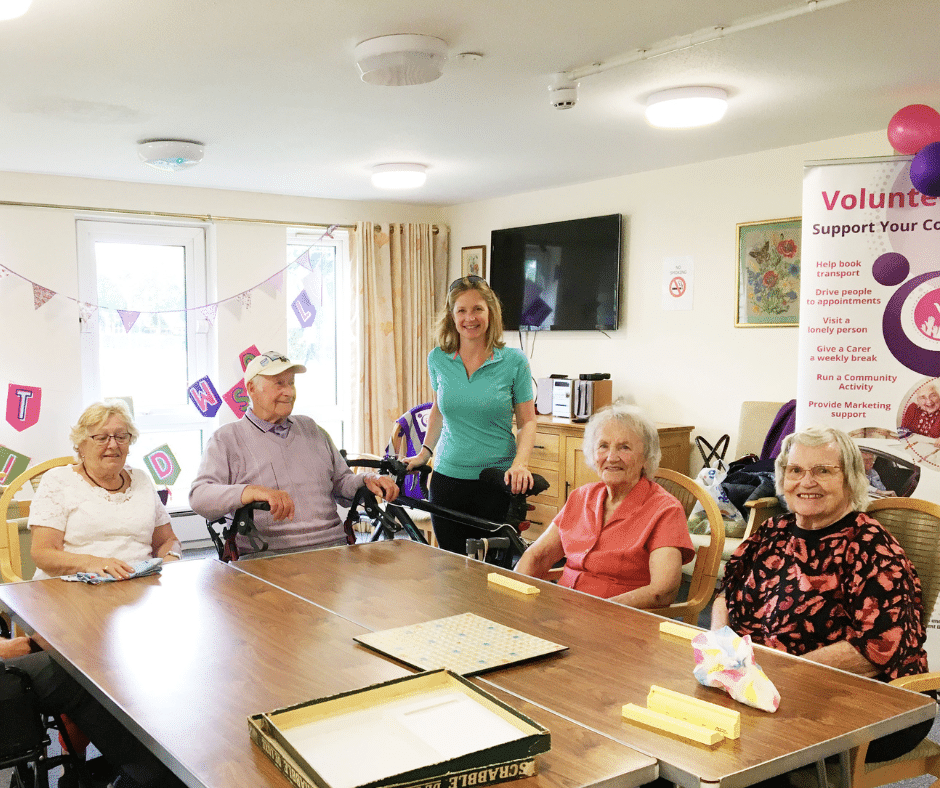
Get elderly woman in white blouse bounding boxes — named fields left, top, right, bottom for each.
left=30, top=400, right=181, bottom=580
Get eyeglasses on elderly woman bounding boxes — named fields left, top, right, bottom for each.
left=783, top=464, right=843, bottom=481
left=88, top=432, right=132, bottom=445
left=448, top=275, right=486, bottom=292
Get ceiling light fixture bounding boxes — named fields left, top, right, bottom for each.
left=0, top=0, right=30, bottom=20
left=138, top=139, right=205, bottom=172
left=371, top=163, right=427, bottom=189
left=355, top=34, right=447, bottom=86
left=645, top=87, right=728, bottom=128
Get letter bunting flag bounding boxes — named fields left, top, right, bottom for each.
left=6, top=384, right=41, bottom=431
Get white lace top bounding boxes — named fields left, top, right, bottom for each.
left=28, top=465, right=170, bottom=579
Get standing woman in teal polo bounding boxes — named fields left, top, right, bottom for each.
left=408, top=275, right=537, bottom=555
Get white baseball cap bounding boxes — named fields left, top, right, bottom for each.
left=244, top=351, right=307, bottom=385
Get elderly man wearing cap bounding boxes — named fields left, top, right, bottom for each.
left=189, top=350, right=398, bottom=555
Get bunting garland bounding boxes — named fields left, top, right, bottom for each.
left=78, top=302, right=98, bottom=323
left=32, top=284, right=55, bottom=309
left=294, top=249, right=312, bottom=271
left=118, top=309, right=141, bottom=332
left=0, top=225, right=338, bottom=324
left=199, top=304, right=218, bottom=325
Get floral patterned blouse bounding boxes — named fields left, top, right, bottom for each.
left=720, top=511, right=927, bottom=680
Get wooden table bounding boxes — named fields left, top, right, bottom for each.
left=236, top=540, right=937, bottom=788
left=0, top=558, right=655, bottom=788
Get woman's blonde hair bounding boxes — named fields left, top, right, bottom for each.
left=436, top=277, right=506, bottom=354
left=70, top=400, right=139, bottom=457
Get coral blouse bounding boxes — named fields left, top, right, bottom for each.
left=557, top=477, right=695, bottom=599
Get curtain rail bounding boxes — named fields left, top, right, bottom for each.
left=0, top=199, right=441, bottom=233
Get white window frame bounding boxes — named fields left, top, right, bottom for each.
left=286, top=228, right=351, bottom=447
left=76, top=216, right=214, bottom=442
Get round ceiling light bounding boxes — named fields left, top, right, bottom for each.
left=371, top=163, right=427, bottom=189
left=645, top=87, right=728, bottom=129
left=138, top=140, right=204, bottom=172
left=0, top=0, right=31, bottom=20
left=355, top=34, right=447, bottom=86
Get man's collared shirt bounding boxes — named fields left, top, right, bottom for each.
left=245, top=408, right=292, bottom=438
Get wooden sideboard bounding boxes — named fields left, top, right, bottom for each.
left=524, top=416, right=693, bottom=539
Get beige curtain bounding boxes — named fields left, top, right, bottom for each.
left=350, top=223, right=449, bottom=455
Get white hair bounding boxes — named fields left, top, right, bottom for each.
left=582, top=403, right=661, bottom=478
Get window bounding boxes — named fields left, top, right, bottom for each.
left=286, top=229, right=350, bottom=447
left=77, top=219, right=213, bottom=512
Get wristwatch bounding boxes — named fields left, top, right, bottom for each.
left=165, top=550, right=182, bottom=560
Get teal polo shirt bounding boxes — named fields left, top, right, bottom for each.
left=428, top=346, right=533, bottom=480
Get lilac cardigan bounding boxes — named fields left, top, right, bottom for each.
left=189, top=415, right=365, bottom=552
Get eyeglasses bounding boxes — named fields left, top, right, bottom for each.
left=449, top=275, right=486, bottom=292
left=783, top=464, right=842, bottom=481
left=88, top=432, right=132, bottom=446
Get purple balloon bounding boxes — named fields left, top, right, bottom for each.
left=911, top=142, right=940, bottom=198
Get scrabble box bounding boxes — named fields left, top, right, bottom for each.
left=249, top=669, right=550, bottom=788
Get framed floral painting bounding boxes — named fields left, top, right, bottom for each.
left=735, top=217, right=801, bottom=327
left=461, top=245, right=487, bottom=278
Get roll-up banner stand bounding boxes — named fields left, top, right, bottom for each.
left=799, top=155, right=940, bottom=657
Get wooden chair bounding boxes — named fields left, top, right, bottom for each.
left=791, top=496, right=940, bottom=788
left=646, top=468, right=725, bottom=625
left=0, top=456, right=75, bottom=583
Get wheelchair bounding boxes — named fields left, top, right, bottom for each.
left=0, top=623, right=84, bottom=788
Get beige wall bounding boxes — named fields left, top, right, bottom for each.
left=0, top=130, right=893, bottom=473
left=443, top=130, right=893, bottom=469
left=0, top=172, right=445, bottom=463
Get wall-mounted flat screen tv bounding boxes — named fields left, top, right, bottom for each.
left=489, top=214, right=622, bottom=331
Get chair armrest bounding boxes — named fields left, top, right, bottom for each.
left=742, top=497, right=783, bottom=540
left=890, top=672, right=940, bottom=692
left=646, top=600, right=697, bottom=618
left=743, top=496, right=779, bottom=508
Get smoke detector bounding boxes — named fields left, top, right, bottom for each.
left=355, top=34, right=447, bottom=86
left=548, top=73, right=579, bottom=110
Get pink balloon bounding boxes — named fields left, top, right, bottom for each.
left=888, top=104, right=940, bottom=154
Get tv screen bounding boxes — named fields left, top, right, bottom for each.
left=489, top=214, right=622, bottom=331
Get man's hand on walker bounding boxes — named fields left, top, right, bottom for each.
left=365, top=474, right=400, bottom=502
left=241, top=485, right=295, bottom=521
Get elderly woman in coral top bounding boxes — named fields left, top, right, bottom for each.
left=516, top=404, right=694, bottom=609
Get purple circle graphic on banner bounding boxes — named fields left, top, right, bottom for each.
left=883, top=271, right=940, bottom=375
left=872, top=252, right=910, bottom=286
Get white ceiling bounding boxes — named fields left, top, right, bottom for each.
left=1, top=0, right=938, bottom=206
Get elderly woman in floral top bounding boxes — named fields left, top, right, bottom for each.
left=900, top=381, right=940, bottom=445
left=712, top=425, right=931, bottom=762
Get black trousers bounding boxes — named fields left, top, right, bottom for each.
left=428, top=472, right=512, bottom=565
left=866, top=692, right=936, bottom=762
left=8, top=651, right=185, bottom=787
